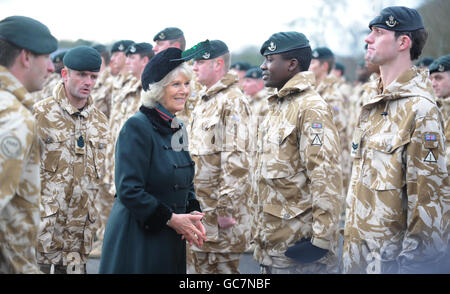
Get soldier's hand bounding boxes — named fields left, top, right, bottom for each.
left=218, top=216, right=236, bottom=229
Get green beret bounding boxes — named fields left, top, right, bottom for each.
left=312, top=47, right=334, bottom=59
left=416, top=57, right=434, bottom=67
left=244, top=67, right=263, bottom=79
left=125, top=42, right=154, bottom=56
left=92, top=44, right=108, bottom=54
left=0, top=15, right=57, bottom=54
left=369, top=6, right=424, bottom=31
left=231, top=62, right=252, bottom=71
left=260, top=31, right=310, bottom=56
left=111, top=40, right=134, bottom=53
left=52, top=50, right=67, bottom=63
left=63, top=46, right=102, bottom=72
left=153, top=27, right=184, bottom=42
left=429, top=55, right=450, bottom=74
left=193, top=40, right=229, bottom=61
left=334, top=62, right=345, bottom=74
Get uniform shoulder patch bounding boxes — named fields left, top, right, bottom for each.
left=424, top=150, right=437, bottom=163
left=312, top=122, right=322, bottom=129
left=311, top=134, right=323, bottom=146
left=0, top=135, right=22, bottom=159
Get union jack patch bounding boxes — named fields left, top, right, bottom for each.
left=424, top=134, right=436, bottom=141
left=312, top=123, right=322, bottom=129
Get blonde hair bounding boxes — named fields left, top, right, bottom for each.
left=141, top=62, right=193, bottom=108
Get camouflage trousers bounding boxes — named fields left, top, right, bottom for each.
left=187, top=249, right=241, bottom=274
left=39, top=263, right=87, bottom=274
left=37, top=251, right=89, bottom=273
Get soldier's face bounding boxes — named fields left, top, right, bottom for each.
left=25, top=53, right=54, bottom=93
left=431, top=72, right=450, bottom=98
left=126, top=54, right=148, bottom=78
left=260, top=54, right=291, bottom=90
left=63, top=69, right=98, bottom=100
left=308, top=59, right=325, bottom=79
left=242, top=78, right=264, bottom=97
left=110, top=52, right=127, bottom=75
left=365, top=27, right=398, bottom=66
left=193, top=59, right=215, bottom=87
left=160, top=73, right=191, bottom=115
left=153, top=41, right=172, bottom=55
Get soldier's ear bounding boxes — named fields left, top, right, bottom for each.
left=398, top=34, right=412, bottom=52
left=288, top=58, right=299, bottom=72
left=61, top=67, right=69, bottom=82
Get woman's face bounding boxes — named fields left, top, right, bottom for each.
left=160, top=73, right=191, bottom=115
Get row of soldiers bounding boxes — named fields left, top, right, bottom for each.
left=1, top=4, right=449, bottom=275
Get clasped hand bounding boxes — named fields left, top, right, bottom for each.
left=167, top=212, right=207, bottom=247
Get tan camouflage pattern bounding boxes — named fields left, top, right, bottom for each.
left=187, top=251, right=240, bottom=274
left=342, top=67, right=450, bottom=274
left=0, top=66, right=42, bottom=274
left=91, top=67, right=114, bottom=119
left=33, top=81, right=110, bottom=269
left=104, top=75, right=141, bottom=198
left=437, top=96, right=450, bottom=173
left=252, top=71, right=343, bottom=273
left=31, top=73, right=62, bottom=104
left=188, top=71, right=252, bottom=257
left=316, top=73, right=350, bottom=196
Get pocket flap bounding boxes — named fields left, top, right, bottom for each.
left=42, top=150, right=61, bottom=172
left=368, top=133, right=410, bottom=154
left=268, top=124, right=296, bottom=145
left=263, top=203, right=306, bottom=220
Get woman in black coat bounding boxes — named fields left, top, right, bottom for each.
left=99, top=48, right=206, bottom=274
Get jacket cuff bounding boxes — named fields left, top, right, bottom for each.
left=186, top=199, right=202, bottom=213
left=311, top=236, right=330, bottom=250
left=143, top=202, right=173, bottom=232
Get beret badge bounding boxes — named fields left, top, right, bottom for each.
left=118, top=44, right=124, bottom=51
left=385, top=15, right=398, bottom=28
left=159, top=32, right=166, bottom=40
left=130, top=45, right=136, bottom=53
left=268, top=41, right=277, bottom=52
left=202, top=52, right=210, bottom=59
left=312, top=51, right=319, bottom=58
left=252, top=71, right=258, bottom=78
left=438, top=64, right=445, bottom=72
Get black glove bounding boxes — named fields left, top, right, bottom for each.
left=285, top=238, right=328, bottom=263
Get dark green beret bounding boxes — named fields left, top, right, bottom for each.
left=416, top=57, right=434, bottom=67
left=244, top=67, right=263, bottom=79
left=63, top=46, right=102, bottom=72
left=369, top=6, right=424, bottom=31
left=334, top=62, right=345, bottom=74
left=111, top=40, right=134, bottom=53
left=52, top=50, right=66, bottom=63
left=141, top=48, right=184, bottom=91
left=193, top=40, right=229, bottom=61
left=429, top=55, right=450, bottom=74
left=153, top=27, right=184, bottom=42
left=125, top=42, right=154, bottom=56
left=92, top=44, right=108, bottom=54
left=0, top=15, right=57, bottom=54
left=260, top=31, right=310, bottom=56
left=312, top=47, right=334, bottom=59
left=231, top=62, right=252, bottom=71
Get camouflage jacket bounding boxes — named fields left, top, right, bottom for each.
left=252, top=71, right=343, bottom=269
left=33, top=81, right=110, bottom=265
left=343, top=67, right=450, bottom=274
left=437, top=96, right=450, bottom=173
left=0, top=66, right=41, bottom=274
left=91, top=67, right=114, bottom=119
left=188, top=72, right=252, bottom=253
left=104, top=76, right=142, bottom=196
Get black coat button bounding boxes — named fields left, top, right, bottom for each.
left=174, top=184, right=179, bottom=190
left=173, top=164, right=178, bottom=168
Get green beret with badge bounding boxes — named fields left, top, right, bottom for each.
left=231, top=61, right=251, bottom=71
left=125, top=42, right=154, bottom=56
left=111, top=40, right=134, bottom=53
left=0, top=15, right=57, bottom=54
left=311, top=47, right=334, bottom=59
left=52, top=50, right=67, bottom=63
left=369, top=6, right=424, bottom=31
left=244, top=67, right=263, bottom=79
left=260, top=31, right=310, bottom=56
left=153, top=27, right=184, bottom=42
left=416, top=57, right=434, bottom=68
left=63, top=46, right=102, bottom=72
left=429, top=55, right=450, bottom=74
left=179, top=39, right=229, bottom=61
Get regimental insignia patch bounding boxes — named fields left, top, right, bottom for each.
left=424, top=150, right=437, bottom=163
left=312, top=134, right=322, bottom=146
left=0, top=135, right=22, bottom=159
left=312, top=122, right=322, bottom=129
left=424, top=134, right=437, bottom=141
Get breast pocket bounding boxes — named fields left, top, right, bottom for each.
left=261, top=124, right=297, bottom=179
left=88, top=137, right=108, bottom=179
left=40, top=132, right=70, bottom=174
left=364, top=134, right=410, bottom=191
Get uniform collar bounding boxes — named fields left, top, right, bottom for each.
left=268, top=71, right=315, bottom=103
left=0, top=65, right=35, bottom=110
left=53, top=81, right=93, bottom=118
left=202, top=71, right=239, bottom=101
left=316, top=72, right=339, bottom=94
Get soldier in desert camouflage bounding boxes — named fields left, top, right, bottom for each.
left=0, top=15, right=57, bottom=274
left=33, top=46, right=110, bottom=274
left=342, top=6, right=449, bottom=274
left=186, top=40, right=252, bottom=274
left=253, top=31, right=343, bottom=274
